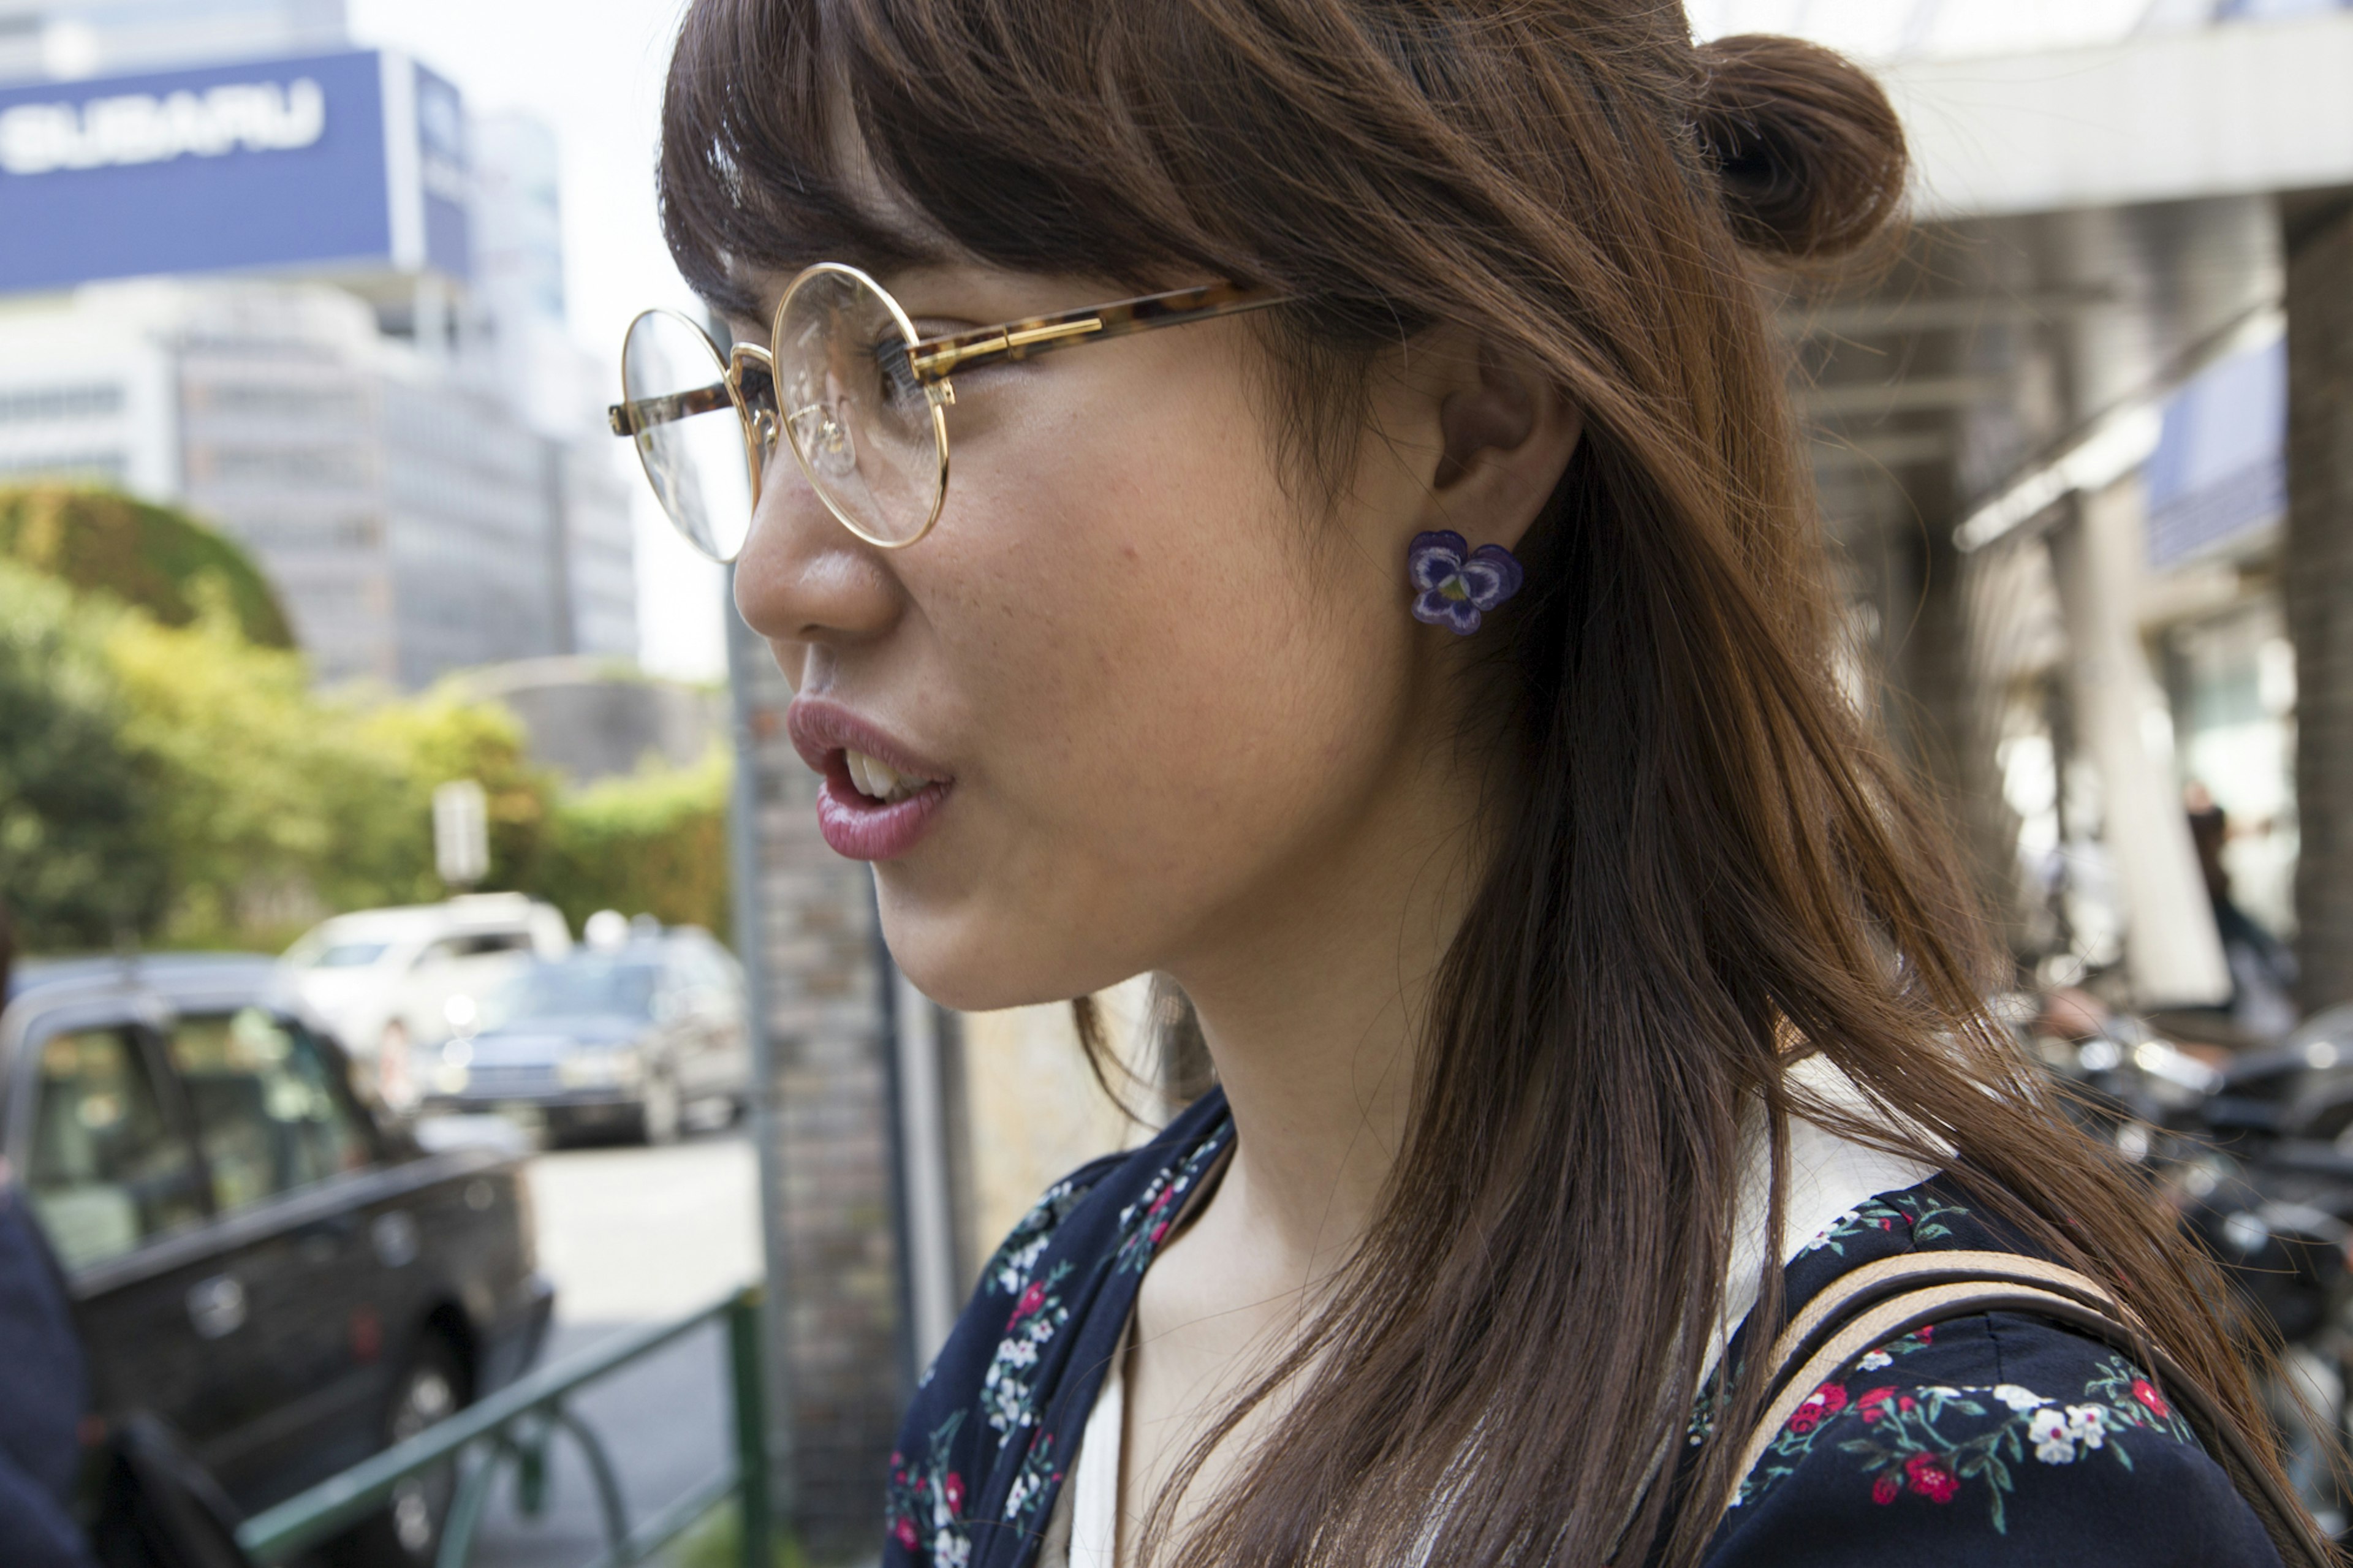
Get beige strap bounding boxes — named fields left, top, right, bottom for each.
left=1749, top=1249, right=2131, bottom=1420
left=1733, top=1279, right=2126, bottom=1494
left=1718, top=1256, right=2335, bottom=1568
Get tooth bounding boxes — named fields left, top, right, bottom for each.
left=846, top=752, right=873, bottom=797
left=868, top=759, right=903, bottom=798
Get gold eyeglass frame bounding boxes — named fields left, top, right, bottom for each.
left=610, top=262, right=1290, bottom=555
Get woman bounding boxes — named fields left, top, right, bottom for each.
left=620, top=1, right=2304, bottom=1562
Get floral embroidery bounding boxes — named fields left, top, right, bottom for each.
left=1001, top=1430, right=1066, bottom=1528
left=884, top=1412, right=972, bottom=1567
left=878, top=1094, right=1239, bottom=1568
left=982, top=1174, right=1093, bottom=1301
left=1733, top=1352, right=2200, bottom=1532
left=1114, top=1124, right=1230, bottom=1274
left=1800, top=1191, right=1969, bottom=1257
left=1787, top=1381, right=1849, bottom=1434
left=980, top=1260, right=1074, bottom=1434
left=1689, top=1356, right=1738, bottom=1448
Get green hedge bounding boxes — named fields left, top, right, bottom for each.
left=537, top=749, right=733, bottom=944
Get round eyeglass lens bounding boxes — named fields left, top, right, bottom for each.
left=620, top=309, right=756, bottom=562
left=773, top=266, right=944, bottom=547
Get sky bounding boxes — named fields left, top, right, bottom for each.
left=340, top=0, right=2219, bottom=683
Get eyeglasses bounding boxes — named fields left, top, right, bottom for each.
left=609, top=263, right=1288, bottom=560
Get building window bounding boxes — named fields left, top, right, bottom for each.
left=0, top=384, right=125, bottom=424
left=0, top=450, right=127, bottom=483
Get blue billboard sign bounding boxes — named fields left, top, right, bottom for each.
left=412, top=61, right=470, bottom=281
left=0, top=49, right=468, bottom=295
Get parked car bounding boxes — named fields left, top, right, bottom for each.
left=281, top=896, right=572, bottom=1103
left=414, top=926, right=749, bottom=1145
left=0, top=953, right=553, bottom=1567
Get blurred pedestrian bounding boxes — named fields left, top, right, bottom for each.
left=2186, top=781, right=2298, bottom=1037
left=0, top=902, right=99, bottom=1568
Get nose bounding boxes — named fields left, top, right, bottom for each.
left=732, top=452, right=905, bottom=665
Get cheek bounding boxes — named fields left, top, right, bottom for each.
left=890, top=354, right=1412, bottom=1002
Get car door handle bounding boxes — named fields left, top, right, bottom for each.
left=187, top=1274, right=246, bottom=1340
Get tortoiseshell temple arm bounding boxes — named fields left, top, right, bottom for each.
left=904, top=281, right=1289, bottom=383
left=607, top=381, right=732, bottom=437
left=608, top=347, right=776, bottom=438
left=607, top=284, right=1287, bottom=436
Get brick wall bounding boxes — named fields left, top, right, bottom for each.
left=726, top=600, right=907, bottom=1561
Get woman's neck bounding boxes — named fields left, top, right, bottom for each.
left=1167, top=724, right=1492, bottom=1278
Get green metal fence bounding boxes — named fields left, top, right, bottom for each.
left=236, top=1285, right=773, bottom=1568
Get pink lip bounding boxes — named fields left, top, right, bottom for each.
left=787, top=700, right=955, bottom=862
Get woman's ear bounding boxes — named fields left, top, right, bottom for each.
left=1428, top=341, right=1583, bottom=553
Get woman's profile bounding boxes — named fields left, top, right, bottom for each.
left=608, top=1, right=2316, bottom=1563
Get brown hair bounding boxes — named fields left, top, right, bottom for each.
left=659, top=4, right=2286, bottom=1564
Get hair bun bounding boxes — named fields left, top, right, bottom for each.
left=1692, top=34, right=1907, bottom=262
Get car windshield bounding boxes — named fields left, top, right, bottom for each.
left=302, top=941, right=391, bottom=969
left=490, top=959, right=660, bottom=1023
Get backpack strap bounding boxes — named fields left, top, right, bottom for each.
left=1718, top=1250, right=2335, bottom=1568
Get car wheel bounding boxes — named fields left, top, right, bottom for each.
left=328, top=1332, right=468, bottom=1568
left=635, top=1066, right=682, bottom=1146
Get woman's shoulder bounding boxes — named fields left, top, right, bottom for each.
left=1701, top=1181, right=2284, bottom=1566
left=1705, top=1308, right=2281, bottom=1565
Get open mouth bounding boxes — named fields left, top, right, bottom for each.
left=787, top=700, right=955, bottom=860
left=813, top=748, right=952, bottom=859
left=830, top=747, right=941, bottom=808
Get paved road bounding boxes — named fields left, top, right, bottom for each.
left=464, top=1124, right=761, bottom=1568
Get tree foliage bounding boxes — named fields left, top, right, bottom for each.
left=103, top=595, right=420, bottom=945
left=0, top=562, right=168, bottom=947
left=1, top=561, right=732, bottom=956
left=0, top=485, right=294, bottom=648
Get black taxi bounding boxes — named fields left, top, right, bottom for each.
left=0, top=953, right=551, bottom=1564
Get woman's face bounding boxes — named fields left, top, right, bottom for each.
left=732, top=263, right=1479, bottom=1012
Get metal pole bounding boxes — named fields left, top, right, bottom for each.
left=872, top=874, right=964, bottom=1384
left=722, top=566, right=793, bottom=1523
left=872, top=878, right=919, bottom=1392
left=893, top=964, right=960, bottom=1368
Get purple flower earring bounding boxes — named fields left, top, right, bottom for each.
left=1408, top=530, right=1525, bottom=635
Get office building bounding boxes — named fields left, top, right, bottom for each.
left=0, top=3, right=637, bottom=686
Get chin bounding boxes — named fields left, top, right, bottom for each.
left=876, top=879, right=1141, bottom=1015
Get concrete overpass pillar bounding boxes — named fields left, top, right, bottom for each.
left=2046, top=478, right=2230, bottom=1009
left=1882, top=463, right=2031, bottom=958
left=2286, top=197, right=2353, bottom=1013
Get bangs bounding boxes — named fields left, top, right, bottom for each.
left=658, top=0, right=1273, bottom=319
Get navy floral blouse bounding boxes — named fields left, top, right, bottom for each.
left=882, top=1089, right=2286, bottom=1568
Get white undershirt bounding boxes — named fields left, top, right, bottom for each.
left=1037, top=1055, right=1941, bottom=1567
